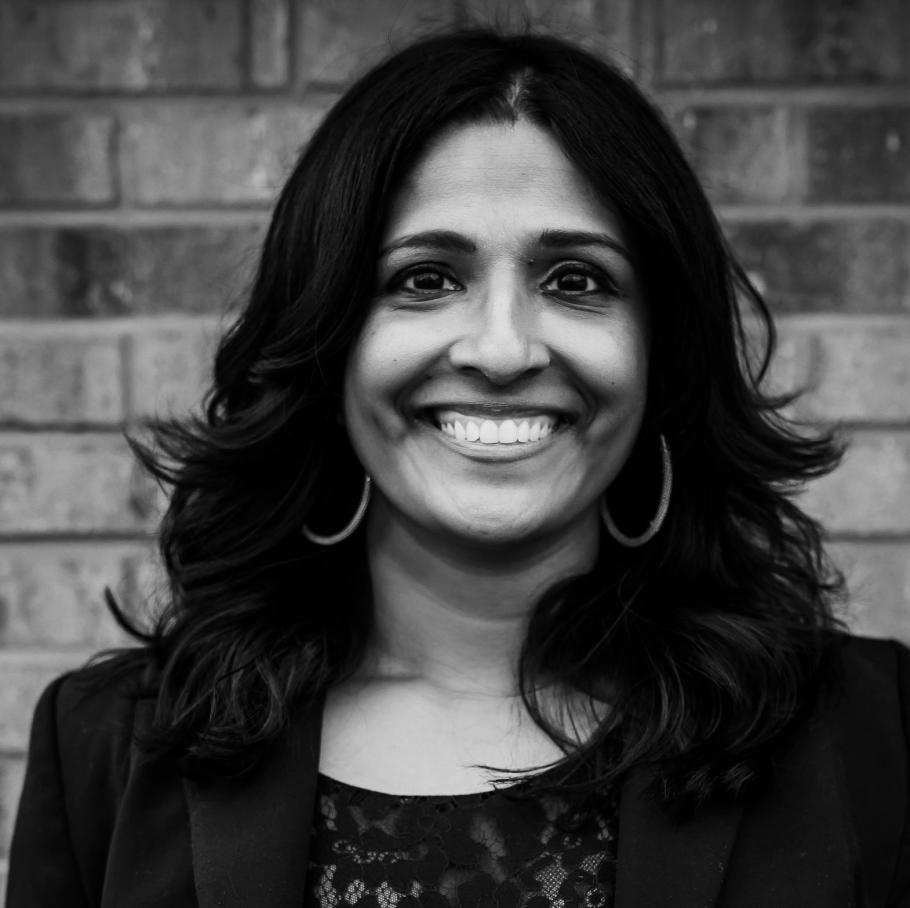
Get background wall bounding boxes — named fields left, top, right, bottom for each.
left=1, top=0, right=909, bottom=894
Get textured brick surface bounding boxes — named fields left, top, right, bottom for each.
left=802, top=431, right=910, bottom=535
left=809, top=108, right=910, bottom=203
left=121, top=103, right=330, bottom=204
left=832, top=541, right=910, bottom=642
left=659, top=0, right=909, bottom=85
left=0, top=543, right=151, bottom=647
left=0, top=331, right=123, bottom=425
left=0, top=225, right=264, bottom=317
left=761, top=317, right=910, bottom=423
left=0, top=652, right=90, bottom=751
left=0, top=0, right=245, bottom=91
left=462, top=0, right=636, bottom=66
left=128, top=321, right=220, bottom=418
left=297, top=0, right=454, bottom=86
left=0, top=115, right=116, bottom=206
left=672, top=106, right=805, bottom=204
left=802, top=321, right=910, bottom=422
left=0, top=756, right=25, bottom=858
left=0, top=433, right=158, bottom=535
left=250, top=0, right=291, bottom=88
left=727, top=219, right=910, bottom=313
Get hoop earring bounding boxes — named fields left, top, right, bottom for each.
left=302, top=474, right=371, bottom=546
left=601, top=435, right=672, bottom=548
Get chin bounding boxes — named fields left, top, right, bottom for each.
left=436, top=506, right=556, bottom=547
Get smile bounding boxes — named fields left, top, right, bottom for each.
left=427, top=409, right=566, bottom=448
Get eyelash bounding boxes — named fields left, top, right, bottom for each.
left=389, top=262, right=619, bottom=298
left=542, top=262, right=619, bottom=297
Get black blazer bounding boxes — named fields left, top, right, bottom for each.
left=8, top=635, right=910, bottom=907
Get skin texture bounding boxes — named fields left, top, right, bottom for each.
left=345, top=120, right=649, bottom=555
left=324, top=121, right=648, bottom=793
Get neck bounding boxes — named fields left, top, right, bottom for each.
left=359, top=495, right=600, bottom=698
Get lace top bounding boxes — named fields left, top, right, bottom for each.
left=304, top=770, right=618, bottom=908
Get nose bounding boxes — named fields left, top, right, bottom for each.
left=447, top=272, right=550, bottom=384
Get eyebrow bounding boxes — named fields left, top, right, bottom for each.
left=537, top=230, right=631, bottom=262
left=380, top=230, right=477, bottom=258
left=379, top=229, right=631, bottom=262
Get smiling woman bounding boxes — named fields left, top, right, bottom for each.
left=8, top=28, right=910, bottom=908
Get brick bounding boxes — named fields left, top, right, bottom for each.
left=297, top=0, right=454, bottom=86
left=121, top=103, right=330, bottom=205
left=0, top=543, right=154, bottom=647
left=0, top=330, right=123, bottom=425
left=0, top=224, right=265, bottom=318
left=0, top=433, right=158, bottom=535
left=659, top=0, right=908, bottom=85
left=0, top=115, right=116, bottom=207
left=0, top=0, right=245, bottom=91
left=0, top=756, right=25, bottom=858
left=461, top=0, right=636, bottom=68
left=0, top=651, right=90, bottom=751
left=726, top=219, right=910, bottom=313
left=799, top=320, right=910, bottom=422
left=802, top=431, right=910, bottom=535
left=671, top=106, right=805, bottom=204
left=830, top=541, right=910, bottom=643
left=251, top=0, right=291, bottom=88
left=128, top=321, right=220, bottom=419
left=809, top=108, right=910, bottom=203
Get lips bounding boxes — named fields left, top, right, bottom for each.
left=412, top=402, right=575, bottom=451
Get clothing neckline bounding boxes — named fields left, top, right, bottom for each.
left=316, top=769, right=539, bottom=802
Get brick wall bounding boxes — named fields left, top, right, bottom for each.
left=1, top=0, right=908, bottom=893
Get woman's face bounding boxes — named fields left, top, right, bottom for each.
left=344, top=120, right=649, bottom=548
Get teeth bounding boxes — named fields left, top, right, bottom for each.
left=479, top=420, right=498, bottom=443
left=435, top=412, right=559, bottom=445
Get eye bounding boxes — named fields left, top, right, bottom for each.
left=393, top=267, right=461, bottom=295
left=542, top=263, right=617, bottom=297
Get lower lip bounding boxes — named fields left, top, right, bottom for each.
left=419, top=420, right=567, bottom=461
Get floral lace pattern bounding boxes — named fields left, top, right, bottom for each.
left=304, top=771, right=618, bottom=908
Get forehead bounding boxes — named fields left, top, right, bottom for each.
left=385, top=120, right=625, bottom=241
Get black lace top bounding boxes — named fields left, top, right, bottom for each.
left=303, top=770, right=619, bottom=908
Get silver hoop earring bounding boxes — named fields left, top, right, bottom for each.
left=302, top=474, right=371, bottom=546
left=601, top=435, right=672, bottom=548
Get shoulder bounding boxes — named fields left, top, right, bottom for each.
left=829, top=633, right=909, bottom=727
left=34, top=648, right=160, bottom=792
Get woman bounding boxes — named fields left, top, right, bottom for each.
left=9, top=28, right=910, bottom=908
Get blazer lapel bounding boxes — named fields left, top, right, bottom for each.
left=614, top=710, right=858, bottom=908
left=185, top=700, right=323, bottom=908
left=614, top=766, right=743, bottom=908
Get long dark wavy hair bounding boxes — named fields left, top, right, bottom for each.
left=106, top=28, right=846, bottom=807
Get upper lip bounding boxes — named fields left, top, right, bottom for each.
left=416, top=403, right=577, bottom=422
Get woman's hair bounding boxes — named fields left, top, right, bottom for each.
left=107, top=28, right=846, bottom=806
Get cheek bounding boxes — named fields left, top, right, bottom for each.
left=559, top=316, right=649, bottom=408
left=342, top=321, right=427, bottom=434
